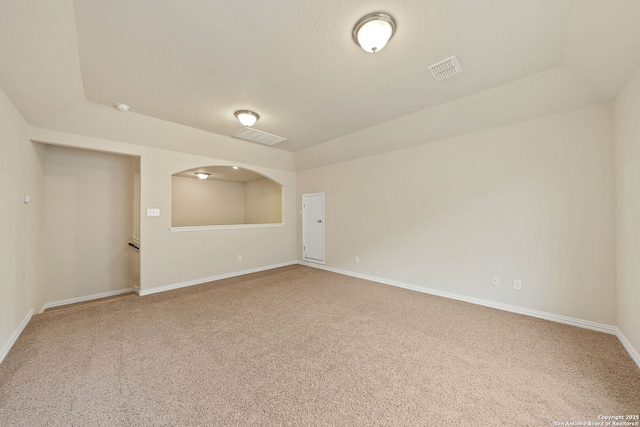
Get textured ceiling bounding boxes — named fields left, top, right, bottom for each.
left=72, top=0, right=572, bottom=151
left=174, top=166, right=267, bottom=183
left=2, top=1, right=640, bottom=157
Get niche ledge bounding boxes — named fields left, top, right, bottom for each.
left=169, top=223, right=286, bottom=232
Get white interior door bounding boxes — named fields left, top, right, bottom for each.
left=302, top=192, right=324, bottom=264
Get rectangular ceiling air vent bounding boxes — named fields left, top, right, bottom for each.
left=428, top=55, right=463, bottom=81
left=232, top=127, right=287, bottom=146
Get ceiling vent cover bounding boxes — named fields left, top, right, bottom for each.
left=428, top=56, right=462, bottom=81
left=232, top=127, right=287, bottom=146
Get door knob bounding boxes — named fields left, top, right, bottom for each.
left=317, top=220, right=322, bottom=223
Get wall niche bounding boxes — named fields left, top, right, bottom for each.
left=171, top=166, right=283, bottom=228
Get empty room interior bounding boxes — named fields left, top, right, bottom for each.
left=1, top=0, right=640, bottom=425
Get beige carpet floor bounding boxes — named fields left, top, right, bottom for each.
left=0, top=265, right=638, bottom=426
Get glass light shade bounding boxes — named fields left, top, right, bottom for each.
left=353, top=13, right=396, bottom=53
left=357, top=21, right=392, bottom=52
left=195, top=173, right=210, bottom=180
left=234, top=110, right=259, bottom=127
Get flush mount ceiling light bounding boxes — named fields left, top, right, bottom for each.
left=195, top=172, right=210, bottom=180
left=352, top=12, right=396, bottom=53
left=115, top=103, right=130, bottom=111
left=234, top=110, right=259, bottom=127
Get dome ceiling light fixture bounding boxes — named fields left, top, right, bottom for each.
left=195, top=172, right=210, bottom=180
left=115, top=103, right=130, bottom=111
left=352, top=12, right=396, bottom=53
left=234, top=110, right=260, bottom=127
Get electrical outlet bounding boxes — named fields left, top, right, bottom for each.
left=492, top=275, right=499, bottom=286
left=513, top=279, right=522, bottom=290
left=355, top=256, right=360, bottom=263
left=237, top=255, right=242, bottom=262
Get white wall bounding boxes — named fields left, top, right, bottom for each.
left=172, top=176, right=283, bottom=227
left=142, top=152, right=296, bottom=290
left=172, top=176, right=245, bottom=226
left=30, top=127, right=298, bottom=294
left=613, top=63, right=640, bottom=355
left=0, top=89, right=43, bottom=362
left=245, top=178, right=282, bottom=224
left=42, top=145, right=136, bottom=307
left=297, top=104, right=616, bottom=325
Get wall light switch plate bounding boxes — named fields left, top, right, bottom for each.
left=147, top=208, right=160, bottom=217
left=513, top=279, right=522, bottom=290
left=492, top=275, right=499, bottom=286
left=355, top=256, right=360, bottom=263
left=237, top=255, right=242, bottom=261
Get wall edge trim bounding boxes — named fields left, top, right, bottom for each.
left=169, top=223, right=286, bottom=233
left=139, top=261, right=298, bottom=296
left=39, top=288, right=135, bottom=313
left=0, top=308, right=33, bottom=365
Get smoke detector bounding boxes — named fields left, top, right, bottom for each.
left=428, top=56, right=463, bottom=81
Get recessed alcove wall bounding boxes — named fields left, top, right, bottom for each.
left=171, top=166, right=283, bottom=227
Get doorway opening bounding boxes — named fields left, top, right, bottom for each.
left=41, top=144, right=140, bottom=309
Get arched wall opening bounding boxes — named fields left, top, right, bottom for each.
left=171, top=165, right=283, bottom=228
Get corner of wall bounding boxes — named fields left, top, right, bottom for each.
left=0, top=88, right=42, bottom=364
left=612, top=59, right=640, bottom=367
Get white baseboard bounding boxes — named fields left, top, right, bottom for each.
left=133, top=286, right=141, bottom=295
left=616, top=328, right=640, bottom=369
left=39, top=288, right=135, bottom=313
left=298, top=261, right=618, bottom=335
left=299, top=262, right=640, bottom=368
left=138, top=261, right=298, bottom=296
left=0, top=308, right=33, bottom=365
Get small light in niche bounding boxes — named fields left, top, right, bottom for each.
left=232, top=166, right=239, bottom=170
left=195, top=173, right=210, bottom=180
